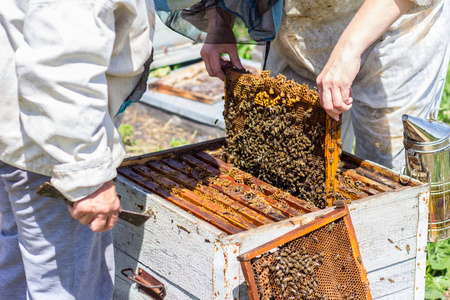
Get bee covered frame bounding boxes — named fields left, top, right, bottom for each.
left=223, top=68, right=341, bottom=208
left=237, top=202, right=372, bottom=300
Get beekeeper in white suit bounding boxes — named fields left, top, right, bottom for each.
left=0, top=0, right=201, bottom=298
left=200, top=0, right=450, bottom=171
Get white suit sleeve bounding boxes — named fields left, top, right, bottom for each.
left=15, top=0, right=136, bottom=201
left=408, top=0, right=439, bottom=13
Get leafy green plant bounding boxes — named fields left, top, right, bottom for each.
left=438, top=63, right=450, bottom=124
left=118, top=124, right=136, bottom=146
left=232, top=19, right=257, bottom=60
left=426, top=63, right=450, bottom=300
left=169, top=137, right=190, bottom=148
left=426, top=240, right=450, bottom=299
left=237, top=43, right=256, bottom=60
left=149, top=66, right=171, bottom=78
left=152, top=145, right=165, bottom=152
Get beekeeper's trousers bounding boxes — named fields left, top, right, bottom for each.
left=0, top=161, right=115, bottom=300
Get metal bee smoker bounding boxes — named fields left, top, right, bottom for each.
left=402, top=112, right=450, bottom=242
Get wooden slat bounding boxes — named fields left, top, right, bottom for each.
left=341, top=152, right=419, bottom=187
left=147, top=161, right=271, bottom=226
left=353, top=167, right=404, bottom=190
left=162, top=157, right=280, bottom=222
left=132, top=165, right=257, bottom=231
left=342, top=169, right=393, bottom=193
left=195, top=151, right=318, bottom=213
left=147, top=160, right=199, bottom=189
left=150, top=82, right=217, bottom=104
left=239, top=260, right=260, bottom=300
left=120, top=138, right=226, bottom=167
left=161, top=157, right=211, bottom=186
left=237, top=208, right=347, bottom=261
left=118, top=167, right=241, bottom=235
left=182, top=155, right=301, bottom=220
left=325, top=115, right=342, bottom=207
left=337, top=184, right=365, bottom=201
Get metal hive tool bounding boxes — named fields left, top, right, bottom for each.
left=223, top=69, right=341, bottom=208
left=237, top=202, right=372, bottom=300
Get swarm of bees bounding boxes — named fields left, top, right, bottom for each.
left=249, top=219, right=368, bottom=300
left=254, top=244, right=327, bottom=300
left=224, top=70, right=331, bottom=208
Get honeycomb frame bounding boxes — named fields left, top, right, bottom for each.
left=223, top=68, right=341, bottom=208
left=237, top=203, right=371, bottom=300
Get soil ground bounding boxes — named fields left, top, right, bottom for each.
left=120, top=101, right=225, bottom=158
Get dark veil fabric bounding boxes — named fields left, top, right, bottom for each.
left=154, top=0, right=283, bottom=44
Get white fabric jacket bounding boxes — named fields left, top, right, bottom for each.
left=0, top=0, right=156, bottom=201
left=265, top=0, right=449, bottom=171
left=269, top=0, right=448, bottom=109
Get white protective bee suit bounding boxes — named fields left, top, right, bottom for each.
left=265, top=0, right=450, bottom=171
left=0, top=0, right=197, bottom=298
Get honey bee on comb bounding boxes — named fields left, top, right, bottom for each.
left=224, top=69, right=330, bottom=208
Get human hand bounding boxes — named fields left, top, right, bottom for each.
left=68, top=180, right=120, bottom=232
left=201, top=43, right=244, bottom=80
left=316, top=48, right=361, bottom=121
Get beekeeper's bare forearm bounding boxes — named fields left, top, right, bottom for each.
left=335, top=0, right=414, bottom=57
left=206, top=7, right=233, bottom=30
left=202, top=8, right=242, bottom=80
left=205, top=7, right=236, bottom=43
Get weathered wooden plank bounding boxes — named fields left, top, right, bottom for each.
left=366, top=258, right=416, bottom=299
left=375, top=289, right=414, bottom=300
left=195, top=151, right=317, bottom=213
left=120, top=137, right=226, bottom=167
left=349, top=186, right=427, bottom=272
left=414, top=190, right=429, bottom=300
left=115, top=172, right=226, bottom=237
left=113, top=221, right=215, bottom=300
left=152, top=159, right=272, bottom=226
left=213, top=242, right=241, bottom=300
left=150, top=82, right=217, bottom=105
left=133, top=165, right=253, bottom=232
left=113, top=177, right=222, bottom=300
left=114, top=248, right=203, bottom=300
left=342, top=169, right=391, bottom=193
left=120, top=167, right=242, bottom=234
left=341, top=152, right=420, bottom=187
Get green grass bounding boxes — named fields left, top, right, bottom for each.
left=438, top=63, right=450, bottom=124
left=426, top=62, right=450, bottom=300
left=118, top=124, right=136, bottom=146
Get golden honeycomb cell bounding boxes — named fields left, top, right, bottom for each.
left=224, top=69, right=328, bottom=208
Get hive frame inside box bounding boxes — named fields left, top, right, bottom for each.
left=112, top=139, right=429, bottom=300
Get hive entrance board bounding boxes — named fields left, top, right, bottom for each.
left=237, top=203, right=372, bottom=300
left=223, top=69, right=341, bottom=208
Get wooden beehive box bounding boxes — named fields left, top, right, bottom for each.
left=113, top=139, right=429, bottom=300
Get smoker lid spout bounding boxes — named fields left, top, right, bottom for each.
left=402, top=114, right=450, bottom=143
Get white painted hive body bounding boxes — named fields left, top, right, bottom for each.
left=113, top=141, right=428, bottom=300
